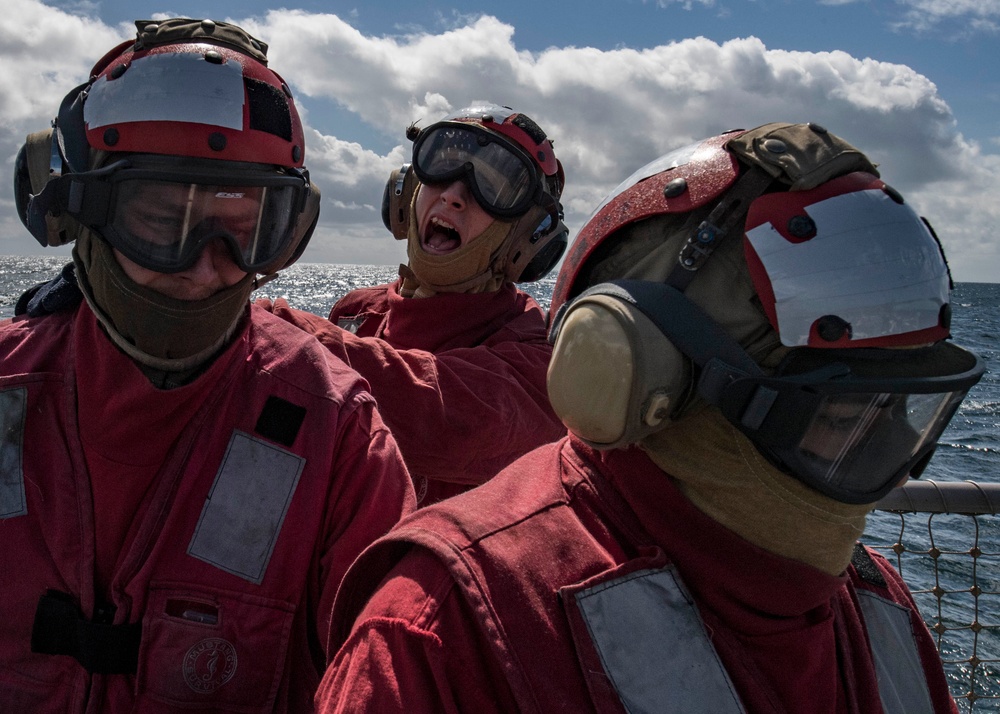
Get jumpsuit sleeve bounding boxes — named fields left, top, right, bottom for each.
left=315, top=548, right=518, bottom=714
left=313, top=395, right=416, bottom=660
left=267, top=299, right=566, bottom=486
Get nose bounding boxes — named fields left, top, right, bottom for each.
left=183, top=238, right=235, bottom=282
left=439, top=180, right=470, bottom=210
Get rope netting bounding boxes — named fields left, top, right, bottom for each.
left=870, top=481, right=1000, bottom=711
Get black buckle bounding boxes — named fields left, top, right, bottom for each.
left=31, top=590, right=141, bottom=674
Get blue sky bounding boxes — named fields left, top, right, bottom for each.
left=3, top=0, right=999, bottom=281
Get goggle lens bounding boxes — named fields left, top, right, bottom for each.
left=721, top=341, right=985, bottom=504
left=106, top=178, right=300, bottom=273
left=794, top=390, right=966, bottom=500
left=412, top=124, right=539, bottom=217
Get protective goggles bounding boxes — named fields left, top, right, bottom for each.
left=411, top=122, right=546, bottom=218
left=715, top=343, right=985, bottom=504
left=54, top=155, right=310, bottom=274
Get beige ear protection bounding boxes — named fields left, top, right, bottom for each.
left=547, top=291, right=691, bottom=449
left=547, top=279, right=768, bottom=449
left=381, top=163, right=419, bottom=241
left=14, top=128, right=80, bottom=247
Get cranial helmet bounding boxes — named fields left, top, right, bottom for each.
left=14, top=18, right=320, bottom=275
left=382, top=102, right=569, bottom=284
left=547, top=122, right=983, bottom=504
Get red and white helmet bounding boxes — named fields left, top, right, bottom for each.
left=547, top=123, right=983, bottom=504
left=553, top=128, right=953, bottom=348
left=406, top=103, right=568, bottom=283
left=18, top=18, right=318, bottom=274
left=76, top=18, right=304, bottom=169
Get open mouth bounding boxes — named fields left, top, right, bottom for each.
left=422, top=216, right=462, bottom=255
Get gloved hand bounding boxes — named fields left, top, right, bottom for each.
left=15, top=262, right=83, bottom=317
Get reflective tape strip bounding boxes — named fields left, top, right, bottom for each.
left=575, top=566, right=746, bottom=714
left=85, top=52, right=245, bottom=131
left=857, top=589, right=935, bottom=714
left=188, top=431, right=304, bottom=584
left=0, top=388, right=28, bottom=519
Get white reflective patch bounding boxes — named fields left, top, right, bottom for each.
left=0, top=388, right=28, bottom=519
left=589, top=141, right=703, bottom=219
left=746, top=189, right=949, bottom=346
left=857, top=590, right=935, bottom=714
left=85, top=53, right=245, bottom=131
left=188, top=432, right=304, bottom=584
left=575, top=567, right=746, bottom=714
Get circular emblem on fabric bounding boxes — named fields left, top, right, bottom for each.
left=183, top=638, right=238, bottom=693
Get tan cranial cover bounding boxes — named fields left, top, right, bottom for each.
left=401, top=184, right=533, bottom=297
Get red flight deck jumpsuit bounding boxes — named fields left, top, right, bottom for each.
left=0, top=303, right=414, bottom=713
left=319, top=437, right=957, bottom=714
left=267, top=278, right=565, bottom=503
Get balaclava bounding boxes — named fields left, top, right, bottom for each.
left=400, top=184, right=548, bottom=298
left=73, top=228, right=254, bottom=383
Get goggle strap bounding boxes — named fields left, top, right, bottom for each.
left=56, top=176, right=113, bottom=227
left=590, top=280, right=764, bottom=377
left=735, top=381, right=777, bottom=432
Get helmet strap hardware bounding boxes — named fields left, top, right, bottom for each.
left=667, top=164, right=774, bottom=292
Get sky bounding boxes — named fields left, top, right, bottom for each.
left=2, top=0, right=999, bottom=282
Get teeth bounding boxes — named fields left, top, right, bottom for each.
left=430, top=216, right=456, bottom=231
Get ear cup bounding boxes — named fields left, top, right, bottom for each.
left=516, top=218, right=568, bottom=283
left=17, top=129, right=77, bottom=247
left=13, top=143, right=34, bottom=228
left=381, top=164, right=417, bottom=240
left=501, top=203, right=570, bottom=283
left=547, top=293, right=690, bottom=448
left=548, top=300, right=636, bottom=445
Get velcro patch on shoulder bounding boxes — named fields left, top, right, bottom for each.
left=726, top=122, right=879, bottom=190
left=1, top=387, right=28, bottom=519
left=851, top=542, right=887, bottom=588
left=254, top=396, right=306, bottom=447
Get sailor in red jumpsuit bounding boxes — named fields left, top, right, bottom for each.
left=1, top=19, right=413, bottom=713
left=264, top=104, right=570, bottom=504
left=317, top=123, right=982, bottom=712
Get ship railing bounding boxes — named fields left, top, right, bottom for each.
left=871, top=480, right=1000, bottom=712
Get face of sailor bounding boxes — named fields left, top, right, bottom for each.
left=798, top=395, right=889, bottom=464
left=414, top=180, right=496, bottom=256
left=114, top=182, right=252, bottom=300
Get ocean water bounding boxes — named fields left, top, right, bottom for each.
left=2, top=256, right=998, bottom=707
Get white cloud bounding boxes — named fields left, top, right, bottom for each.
left=1, top=2, right=997, bottom=281
left=0, top=0, right=127, bottom=143
left=648, top=0, right=716, bottom=9
left=892, top=0, right=1000, bottom=34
